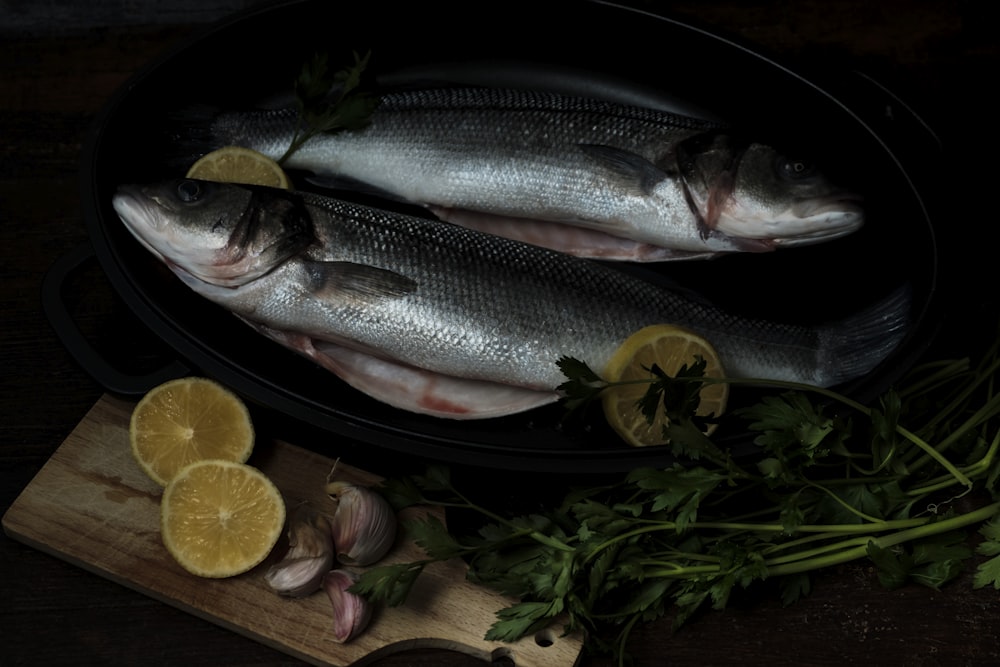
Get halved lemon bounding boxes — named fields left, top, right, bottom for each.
left=129, top=377, right=255, bottom=486
left=602, top=324, right=728, bottom=447
left=161, top=460, right=286, bottom=578
left=186, top=145, right=291, bottom=189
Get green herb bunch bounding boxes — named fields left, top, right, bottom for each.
left=354, top=333, right=1000, bottom=665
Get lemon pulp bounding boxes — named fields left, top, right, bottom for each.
left=185, top=146, right=291, bottom=189
left=129, top=377, right=254, bottom=486
left=161, top=459, right=286, bottom=578
left=601, top=324, right=728, bottom=447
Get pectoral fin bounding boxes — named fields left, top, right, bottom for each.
left=304, top=260, right=417, bottom=304
left=578, top=144, right=669, bottom=196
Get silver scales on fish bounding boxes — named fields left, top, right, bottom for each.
left=112, top=81, right=909, bottom=423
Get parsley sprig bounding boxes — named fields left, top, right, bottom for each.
left=355, top=331, right=1000, bottom=665
left=278, top=51, right=378, bottom=165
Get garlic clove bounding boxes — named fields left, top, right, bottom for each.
left=325, top=481, right=398, bottom=567
left=323, top=569, right=372, bottom=643
left=264, top=553, right=332, bottom=597
left=264, top=505, right=335, bottom=597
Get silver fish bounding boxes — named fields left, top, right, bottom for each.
left=112, top=179, right=907, bottom=419
left=186, top=87, right=864, bottom=261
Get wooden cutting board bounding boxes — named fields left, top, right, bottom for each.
left=3, top=394, right=584, bottom=666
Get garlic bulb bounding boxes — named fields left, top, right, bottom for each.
left=264, top=505, right=334, bottom=597
left=325, top=480, right=398, bottom=566
left=323, top=569, right=372, bottom=643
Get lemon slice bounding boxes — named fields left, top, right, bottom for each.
left=602, top=324, right=728, bottom=447
left=161, top=460, right=286, bottom=578
left=186, top=146, right=291, bottom=189
left=129, top=377, right=255, bottom=486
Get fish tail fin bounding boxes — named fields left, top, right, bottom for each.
left=818, top=284, right=913, bottom=387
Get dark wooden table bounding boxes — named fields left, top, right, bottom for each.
left=3, top=2, right=997, bottom=665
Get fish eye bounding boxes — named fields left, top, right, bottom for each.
left=777, top=158, right=816, bottom=180
left=176, top=179, right=204, bottom=202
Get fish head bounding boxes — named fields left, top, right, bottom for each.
left=677, top=133, right=864, bottom=248
left=113, top=179, right=315, bottom=287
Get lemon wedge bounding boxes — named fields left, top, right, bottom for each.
left=186, top=145, right=291, bottom=189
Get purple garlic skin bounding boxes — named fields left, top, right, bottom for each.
left=264, top=505, right=335, bottom=597
left=325, top=481, right=398, bottom=566
left=323, top=569, right=372, bottom=643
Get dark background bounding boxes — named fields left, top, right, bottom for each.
left=2, top=1, right=997, bottom=665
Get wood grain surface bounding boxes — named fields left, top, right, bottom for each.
left=3, top=395, right=584, bottom=667
left=2, top=2, right=998, bottom=666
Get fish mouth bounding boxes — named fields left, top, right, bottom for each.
left=112, top=186, right=171, bottom=262
left=772, top=198, right=865, bottom=246
left=112, top=184, right=224, bottom=284
left=716, top=197, right=865, bottom=247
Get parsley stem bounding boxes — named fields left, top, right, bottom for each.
left=896, top=358, right=971, bottom=401
left=586, top=513, right=938, bottom=570
left=894, top=424, right=972, bottom=487
left=903, top=431, right=998, bottom=499
left=278, top=117, right=312, bottom=165
left=908, top=391, right=1000, bottom=474
left=904, top=476, right=973, bottom=498
left=758, top=528, right=887, bottom=556
left=765, top=501, right=1000, bottom=576
left=763, top=536, right=876, bottom=566
left=436, top=485, right=577, bottom=554
left=804, top=480, right=884, bottom=523
left=967, top=429, right=1000, bottom=474
left=642, top=503, right=1000, bottom=580
left=902, top=366, right=977, bottom=435
left=688, top=519, right=926, bottom=534
left=900, top=351, right=1000, bottom=470
left=616, top=615, right=641, bottom=667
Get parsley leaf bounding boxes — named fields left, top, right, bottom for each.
left=555, top=356, right=607, bottom=413
left=778, top=573, right=811, bottom=606
left=974, top=515, right=1000, bottom=589
left=408, top=514, right=466, bottom=560
left=351, top=561, right=426, bottom=607
left=280, top=50, right=378, bottom=164
left=486, top=600, right=564, bottom=642
left=626, top=465, right=726, bottom=531
left=869, top=531, right=972, bottom=590
left=738, top=392, right=846, bottom=471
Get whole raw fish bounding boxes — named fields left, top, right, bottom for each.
left=179, top=87, right=864, bottom=261
left=112, top=179, right=907, bottom=419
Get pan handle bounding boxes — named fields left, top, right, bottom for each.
left=42, top=243, right=190, bottom=396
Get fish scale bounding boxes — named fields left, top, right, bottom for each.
left=113, top=180, right=910, bottom=419
left=191, top=86, right=864, bottom=261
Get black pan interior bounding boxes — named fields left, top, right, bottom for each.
left=80, top=0, right=942, bottom=473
